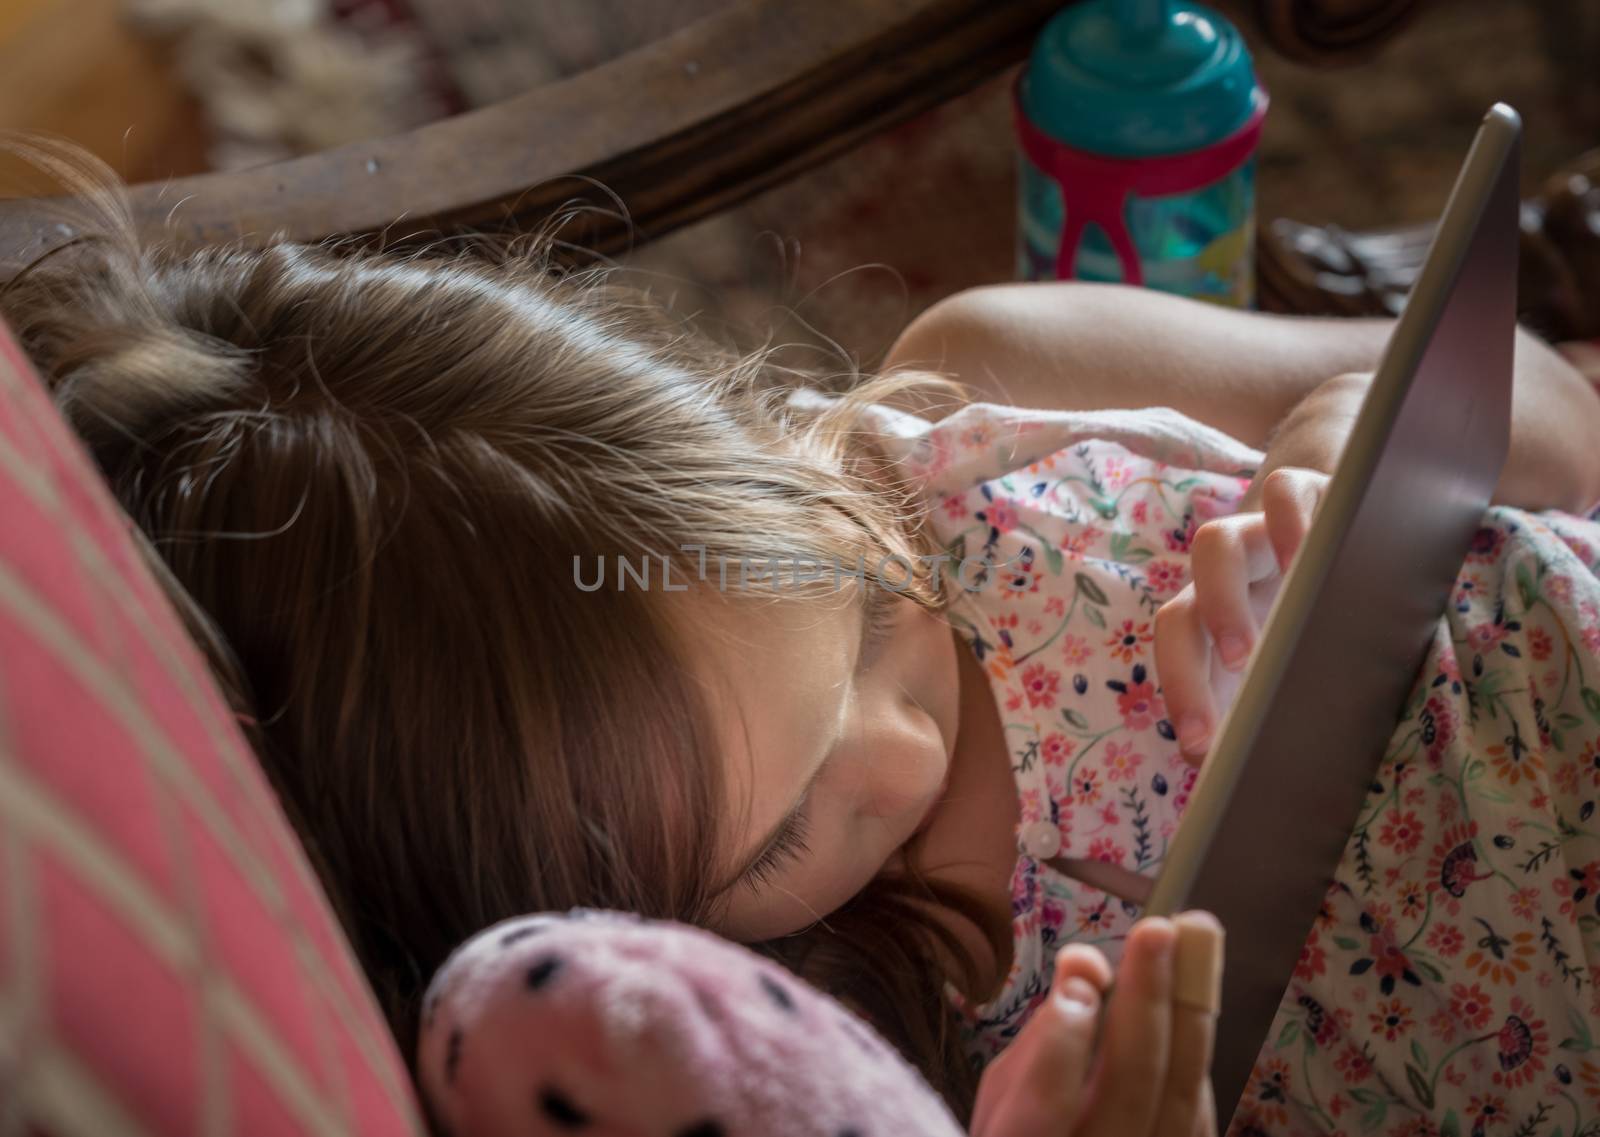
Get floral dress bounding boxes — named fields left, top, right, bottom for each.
left=866, top=398, right=1600, bottom=1137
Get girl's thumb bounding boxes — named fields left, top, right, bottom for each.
left=986, top=973, right=1103, bottom=1137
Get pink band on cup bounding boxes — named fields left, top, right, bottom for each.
left=1013, top=77, right=1268, bottom=284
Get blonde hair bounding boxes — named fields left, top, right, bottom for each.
left=2, top=136, right=1009, bottom=1121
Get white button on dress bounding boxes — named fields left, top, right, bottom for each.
left=1021, top=819, right=1062, bottom=860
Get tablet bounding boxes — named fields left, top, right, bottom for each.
left=1140, top=104, right=1522, bottom=1119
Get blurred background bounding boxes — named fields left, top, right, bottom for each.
left=3, top=0, right=1598, bottom=364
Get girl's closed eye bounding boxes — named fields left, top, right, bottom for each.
left=739, top=808, right=812, bottom=891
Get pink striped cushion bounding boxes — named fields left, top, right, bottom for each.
left=0, top=319, right=423, bottom=1137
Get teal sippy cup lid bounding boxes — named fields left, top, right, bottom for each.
left=1020, top=0, right=1264, bottom=158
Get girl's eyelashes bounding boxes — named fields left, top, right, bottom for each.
left=739, top=809, right=813, bottom=892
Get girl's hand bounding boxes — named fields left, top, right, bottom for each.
left=1154, top=467, right=1330, bottom=766
left=969, top=911, right=1224, bottom=1137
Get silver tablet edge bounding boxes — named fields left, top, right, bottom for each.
left=1141, top=104, right=1522, bottom=919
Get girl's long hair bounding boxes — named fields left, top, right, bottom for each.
left=1, top=135, right=1011, bottom=1123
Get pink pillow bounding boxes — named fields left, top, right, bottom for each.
left=0, top=320, right=424, bottom=1136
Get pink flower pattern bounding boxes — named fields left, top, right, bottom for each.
left=872, top=400, right=1600, bottom=1135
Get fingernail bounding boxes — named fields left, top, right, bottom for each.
left=1177, top=712, right=1211, bottom=757
left=1054, top=976, right=1099, bottom=1018
left=1216, top=634, right=1250, bottom=670
left=1134, top=915, right=1176, bottom=967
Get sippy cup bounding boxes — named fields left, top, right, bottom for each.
left=1014, top=0, right=1268, bottom=307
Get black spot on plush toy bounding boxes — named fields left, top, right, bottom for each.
left=417, top=910, right=965, bottom=1137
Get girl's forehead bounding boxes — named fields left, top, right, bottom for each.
left=661, top=583, right=861, bottom=809
left=666, top=578, right=861, bottom=661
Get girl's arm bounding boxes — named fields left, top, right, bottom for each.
left=1241, top=368, right=1597, bottom=512
left=883, top=282, right=1600, bottom=514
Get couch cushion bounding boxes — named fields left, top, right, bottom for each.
left=0, top=320, right=424, bottom=1136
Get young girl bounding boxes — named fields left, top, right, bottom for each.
left=8, top=138, right=1600, bottom=1134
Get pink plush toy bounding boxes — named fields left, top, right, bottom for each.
left=417, top=909, right=967, bottom=1137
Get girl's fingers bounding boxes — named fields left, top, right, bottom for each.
left=1257, top=467, right=1327, bottom=574
left=969, top=946, right=1112, bottom=1137
left=1154, top=588, right=1216, bottom=764
left=1158, top=468, right=1327, bottom=764
left=1051, top=941, right=1115, bottom=995
left=1001, top=951, right=1111, bottom=1137
left=1152, top=911, right=1225, bottom=1137
left=1186, top=514, right=1277, bottom=669
left=1079, top=917, right=1177, bottom=1137
left=974, top=920, right=1221, bottom=1137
